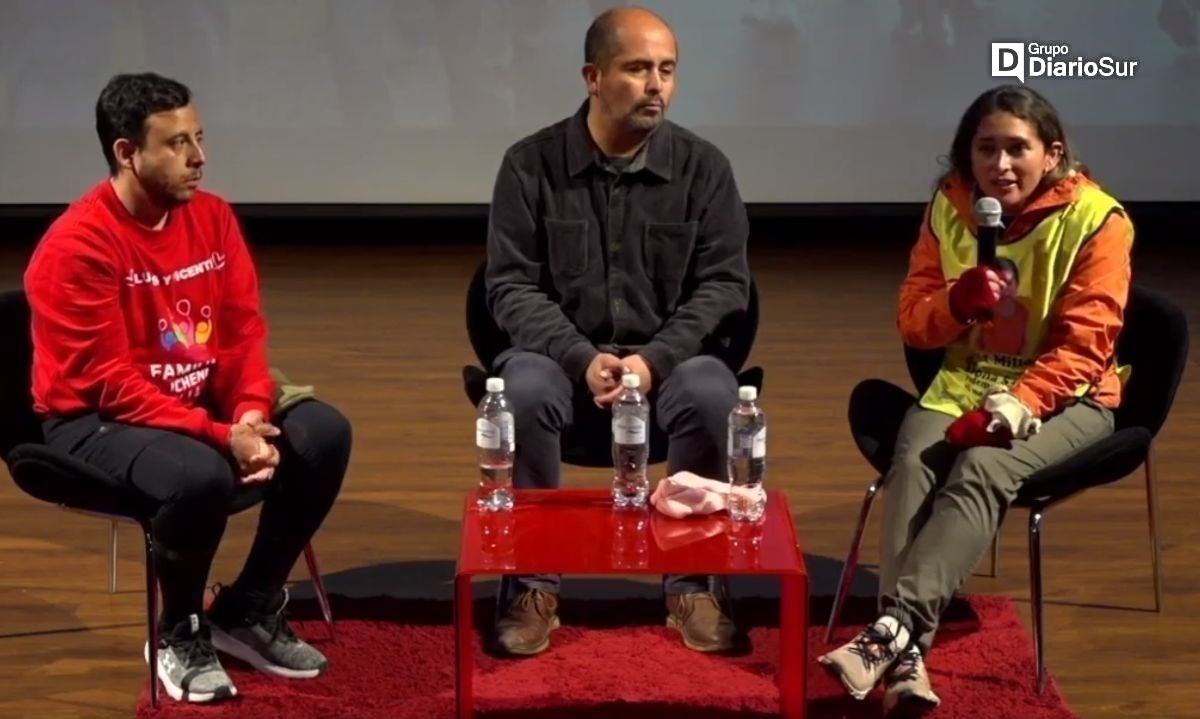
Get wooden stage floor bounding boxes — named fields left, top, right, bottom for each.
left=0, top=238, right=1196, bottom=718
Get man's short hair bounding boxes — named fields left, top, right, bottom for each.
left=95, top=72, right=192, bottom=174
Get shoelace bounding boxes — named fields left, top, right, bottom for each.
left=260, top=606, right=300, bottom=644
left=208, top=582, right=226, bottom=601
left=260, top=589, right=300, bottom=644
left=209, top=583, right=299, bottom=644
left=512, top=590, right=553, bottom=619
left=846, top=624, right=899, bottom=671
left=168, top=633, right=219, bottom=668
left=888, top=651, right=922, bottom=685
left=672, top=592, right=721, bottom=620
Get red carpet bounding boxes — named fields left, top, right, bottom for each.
left=135, top=594, right=1076, bottom=719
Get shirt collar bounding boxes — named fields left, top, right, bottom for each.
left=566, top=100, right=673, bottom=181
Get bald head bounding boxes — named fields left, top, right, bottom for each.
left=584, top=7, right=676, bottom=69
left=582, top=6, right=678, bottom=142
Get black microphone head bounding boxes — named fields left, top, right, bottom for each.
left=973, top=196, right=1003, bottom=228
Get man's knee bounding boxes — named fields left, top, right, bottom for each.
left=499, top=352, right=572, bottom=429
left=142, top=435, right=237, bottom=507
left=280, top=400, right=353, bottom=468
left=660, top=356, right=737, bottom=424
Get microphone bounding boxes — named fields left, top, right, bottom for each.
left=973, top=196, right=1002, bottom=267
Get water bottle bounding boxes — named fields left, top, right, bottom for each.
left=611, top=373, right=650, bottom=508
left=727, top=385, right=767, bottom=522
left=476, top=377, right=514, bottom=512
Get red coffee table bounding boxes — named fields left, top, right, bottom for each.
left=454, top=488, right=808, bottom=718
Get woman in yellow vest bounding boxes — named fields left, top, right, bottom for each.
left=819, top=84, right=1133, bottom=713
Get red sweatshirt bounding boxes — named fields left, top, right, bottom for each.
left=24, top=181, right=275, bottom=450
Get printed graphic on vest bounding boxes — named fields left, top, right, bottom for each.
left=975, top=258, right=1030, bottom=356
left=962, top=351, right=1030, bottom=396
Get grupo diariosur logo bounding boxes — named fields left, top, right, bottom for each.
left=991, top=42, right=1139, bottom=83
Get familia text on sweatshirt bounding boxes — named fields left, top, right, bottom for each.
left=24, top=181, right=275, bottom=450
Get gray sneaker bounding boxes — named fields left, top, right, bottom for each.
left=883, top=648, right=941, bottom=717
left=144, top=613, right=237, bottom=703
left=210, top=587, right=328, bottom=679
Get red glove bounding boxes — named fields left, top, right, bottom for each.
left=945, top=408, right=1013, bottom=449
left=949, top=266, right=1003, bottom=322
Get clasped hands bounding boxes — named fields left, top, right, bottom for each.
left=586, top=353, right=653, bottom=408
left=229, top=409, right=281, bottom=484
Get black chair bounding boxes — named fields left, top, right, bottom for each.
left=0, top=289, right=334, bottom=708
left=825, top=285, right=1187, bottom=693
left=462, top=260, right=765, bottom=467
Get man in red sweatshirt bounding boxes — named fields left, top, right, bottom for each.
left=24, top=73, right=351, bottom=703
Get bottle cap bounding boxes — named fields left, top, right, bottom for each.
left=738, top=386, right=757, bottom=402
left=621, top=373, right=640, bottom=389
left=486, top=377, right=505, bottom=393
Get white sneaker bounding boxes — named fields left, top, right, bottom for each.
left=883, top=648, right=941, bottom=717
left=144, top=613, right=237, bottom=703
left=817, top=622, right=904, bottom=700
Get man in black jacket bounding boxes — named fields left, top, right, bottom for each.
left=485, top=6, right=751, bottom=657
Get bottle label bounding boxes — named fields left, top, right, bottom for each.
left=477, top=412, right=515, bottom=450
left=729, top=428, right=763, bottom=455
left=476, top=418, right=500, bottom=449
left=613, top=415, right=646, bottom=445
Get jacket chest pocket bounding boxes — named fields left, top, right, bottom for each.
left=643, top=221, right=697, bottom=311
left=545, top=218, right=590, bottom=279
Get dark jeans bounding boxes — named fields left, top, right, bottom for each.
left=497, top=351, right=738, bottom=595
left=42, top=400, right=351, bottom=628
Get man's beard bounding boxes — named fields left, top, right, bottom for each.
left=147, top=177, right=193, bottom=208
left=623, top=105, right=665, bottom=133
left=135, top=164, right=193, bottom=208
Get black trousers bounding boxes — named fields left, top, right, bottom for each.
left=43, top=400, right=351, bottom=627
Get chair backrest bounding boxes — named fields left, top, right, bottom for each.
left=0, top=288, right=42, bottom=460
left=465, top=259, right=760, bottom=373
left=903, top=284, right=1189, bottom=436
left=904, top=344, right=944, bottom=397
left=1111, top=285, right=1189, bottom=434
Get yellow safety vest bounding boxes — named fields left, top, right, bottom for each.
left=919, top=184, right=1124, bottom=417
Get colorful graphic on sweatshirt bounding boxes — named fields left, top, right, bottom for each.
left=158, top=299, right=215, bottom=363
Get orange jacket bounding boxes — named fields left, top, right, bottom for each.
left=898, top=173, right=1133, bottom=418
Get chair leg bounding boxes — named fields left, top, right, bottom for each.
left=144, top=528, right=160, bottom=709
left=109, top=520, right=119, bottom=594
left=302, top=543, right=335, bottom=641
left=1144, top=448, right=1163, bottom=613
left=988, top=534, right=1000, bottom=578
left=1028, top=508, right=1046, bottom=694
left=824, top=475, right=884, bottom=644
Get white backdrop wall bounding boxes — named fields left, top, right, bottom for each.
left=1, top=0, right=1197, bottom=204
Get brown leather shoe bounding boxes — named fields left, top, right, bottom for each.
left=495, top=589, right=560, bottom=656
left=665, top=592, right=736, bottom=652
